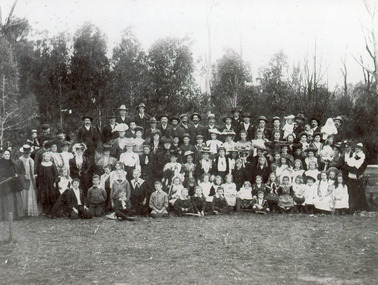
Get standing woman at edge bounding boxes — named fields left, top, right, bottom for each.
left=0, top=149, right=24, bottom=220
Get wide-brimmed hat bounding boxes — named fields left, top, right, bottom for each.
left=355, top=142, right=364, bottom=150
left=161, top=136, right=173, bottom=143
left=231, top=108, right=241, bottom=114
left=207, top=113, right=216, bottom=120
left=257, top=116, right=268, bottom=123
left=171, top=115, right=180, bottom=122
left=107, top=113, right=117, bottom=119
left=272, top=116, right=280, bottom=122
left=118, top=105, right=128, bottom=111
left=41, top=124, right=50, bottom=131
left=196, top=135, right=204, bottom=140
left=217, top=146, right=226, bottom=152
left=134, top=126, right=144, bottom=133
left=242, top=112, right=252, bottom=118
left=113, top=123, right=129, bottom=132
left=180, top=113, right=188, bottom=119
left=31, top=129, right=38, bottom=133
left=72, top=142, right=87, bottom=153
left=158, top=114, right=169, bottom=121
left=184, top=150, right=194, bottom=156
left=149, top=117, right=158, bottom=124
left=61, top=140, right=71, bottom=147
left=125, top=139, right=135, bottom=147
left=326, top=167, right=339, bottom=177
left=209, top=129, right=221, bottom=135
left=228, top=148, right=238, bottom=153
left=295, top=113, right=306, bottom=120
left=333, top=116, right=344, bottom=123
left=284, top=114, right=295, bottom=120
left=200, top=147, right=211, bottom=153
left=221, top=129, right=236, bottom=136
left=19, top=144, right=32, bottom=154
left=136, top=103, right=146, bottom=110
left=313, top=132, right=322, bottom=138
left=190, top=112, right=202, bottom=121
left=310, top=117, right=321, bottom=124
left=102, top=143, right=112, bottom=151
left=82, top=115, right=93, bottom=121
left=299, top=132, right=308, bottom=138
left=305, top=175, right=316, bottom=182
left=222, top=113, right=233, bottom=123
left=304, top=146, right=318, bottom=153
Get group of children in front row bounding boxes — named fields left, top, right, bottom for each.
left=50, top=163, right=349, bottom=220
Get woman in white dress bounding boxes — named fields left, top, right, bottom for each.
left=119, top=139, right=140, bottom=182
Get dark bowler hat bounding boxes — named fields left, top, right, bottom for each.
left=158, top=114, right=169, bottom=121
left=82, top=115, right=93, bottom=121
left=135, top=126, right=144, bottom=133
left=171, top=115, right=180, bottom=122
left=107, top=113, right=117, bottom=119
left=231, top=108, right=241, bottom=114
left=161, top=136, right=173, bottom=143
left=41, top=124, right=50, bottom=131
left=190, top=112, right=202, bottom=121
left=222, top=113, right=233, bottom=122
left=295, top=113, right=306, bottom=121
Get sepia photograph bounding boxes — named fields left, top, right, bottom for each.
left=0, top=0, right=377, bottom=284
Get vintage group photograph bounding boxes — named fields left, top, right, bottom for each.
left=0, top=0, right=377, bottom=284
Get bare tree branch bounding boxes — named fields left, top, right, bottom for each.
left=351, top=54, right=374, bottom=74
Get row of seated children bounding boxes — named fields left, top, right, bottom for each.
left=51, top=162, right=350, bottom=219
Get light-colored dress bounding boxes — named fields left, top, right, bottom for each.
left=333, top=184, right=349, bottom=209
left=222, top=182, right=237, bottom=206
left=304, top=183, right=318, bottom=205
left=314, top=180, right=333, bottom=211
left=18, top=156, right=40, bottom=216
left=200, top=182, right=214, bottom=202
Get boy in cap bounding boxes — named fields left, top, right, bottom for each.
left=86, top=174, right=107, bottom=217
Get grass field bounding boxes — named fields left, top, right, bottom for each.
left=0, top=213, right=377, bottom=284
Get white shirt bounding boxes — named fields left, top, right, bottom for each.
left=218, top=157, right=227, bottom=172
left=72, top=187, right=82, bottom=206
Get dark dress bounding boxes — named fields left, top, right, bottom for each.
left=0, top=158, right=24, bottom=220
left=36, top=162, right=59, bottom=215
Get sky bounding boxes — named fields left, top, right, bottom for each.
left=1, top=0, right=376, bottom=89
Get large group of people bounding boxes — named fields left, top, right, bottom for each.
left=0, top=103, right=370, bottom=221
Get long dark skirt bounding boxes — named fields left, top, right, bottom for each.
left=348, top=178, right=369, bottom=213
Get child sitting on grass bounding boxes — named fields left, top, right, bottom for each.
left=303, top=176, right=318, bottom=214
left=191, top=186, right=206, bottom=216
left=236, top=181, right=254, bottom=211
left=265, top=172, right=279, bottom=212
left=252, top=175, right=267, bottom=199
left=86, top=174, right=107, bottom=217
left=149, top=180, right=169, bottom=218
left=292, top=175, right=306, bottom=213
left=253, top=190, right=270, bottom=214
left=173, top=188, right=194, bottom=216
left=57, top=168, right=71, bottom=195
left=168, top=175, right=185, bottom=206
left=110, top=169, right=134, bottom=221
left=222, top=174, right=237, bottom=208
left=277, top=176, right=295, bottom=213
left=212, top=187, right=233, bottom=215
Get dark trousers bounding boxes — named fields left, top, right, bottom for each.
left=89, top=202, right=105, bottom=217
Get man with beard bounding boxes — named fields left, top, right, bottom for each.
left=310, top=117, right=321, bottom=134
left=240, top=112, right=254, bottom=141
left=188, top=112, right=205, bottom=144
left=167, top=115, right=185, bottom=140
left=294, top=113, right=306, bottom=142
left=116, top=105, right=131, bottom=125
left=158, top=114, right=170, bottom=138
left=179, top=113, right=190, bottom=133
left=333, top=116, right=345, bottom=142
left=269, top=116, right=283, bottom=140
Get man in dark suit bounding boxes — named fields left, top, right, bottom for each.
left=231, top=108, right=242, bottom=136
left=188, top=112, right=205, bottom=144
left=158, top=114, right=170, bottom=138
left=179, top=113, right=190, bottom=133
left=167, top=115, right=185, bottom=140
left=269, top=116, right=283, bottom=140
left=134, top=103, right=150, bottom=131
left=77, top=115, right=99, bottom=161
left=116, top=104, right=131, bottom=125
left=240, top=112, right=255, bottom=141
left=51, top=178, right=93, bottom=219
left=101, top=113, right=118, bottom=144
left=204, top=113, right=221, bottom=141
left=255, top=116, right=270, bottom=139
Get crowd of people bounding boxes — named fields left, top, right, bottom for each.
left=0, top=103, right=370, bottom=221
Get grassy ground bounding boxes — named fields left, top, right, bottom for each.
left=0, top=213, right=377, bottom=284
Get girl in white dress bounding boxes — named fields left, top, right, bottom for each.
left=332, top=175, right=349, bottom=215
left=222, top=174, right=237, bottom=207
left=314, top=171, right=333, bottom=213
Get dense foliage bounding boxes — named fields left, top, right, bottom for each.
left=0, top=19, right=376, bottom=162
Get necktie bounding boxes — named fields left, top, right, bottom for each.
left=145, top=155, right=149, bottom=164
